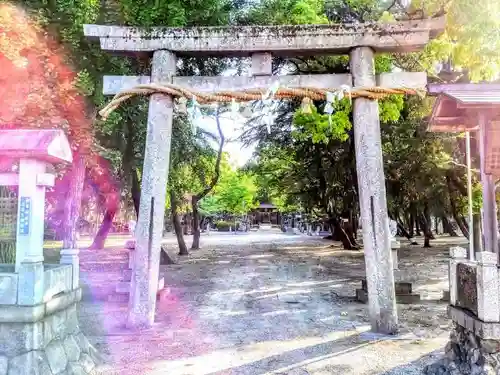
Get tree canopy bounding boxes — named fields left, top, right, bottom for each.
left=0, top=0, right=496, bottom=252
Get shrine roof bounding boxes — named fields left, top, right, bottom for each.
left=427, top=83, right=500, bottom=132
left=83, top=17, right=445, bottom=56
left=0, top=129, right=72, bottom=164
left=257, top=203, right=277, bottom=209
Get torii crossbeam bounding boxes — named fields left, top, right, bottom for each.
left=84, top=18, right=445, bottom=332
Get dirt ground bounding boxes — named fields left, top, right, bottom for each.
left=70, top=233, right=467, bottom=375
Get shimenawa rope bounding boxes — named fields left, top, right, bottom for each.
left=99, top=82, right=422, bottom=119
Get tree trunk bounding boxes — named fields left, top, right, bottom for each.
left=420, top=216, right=432, bottom=248
left=329, top=217, right=359, bottom=250
left=89, top=208, right=116, bottom=249
left=415, top=219, right=421, bottom=237
left=396, top=219, right=418, bottom=244
left=160, top=246, right=175, bottom=265
left=131, top=168, right=141, bottom=218
left=421, top=205, right=433, bottom=248
left=442, top=216, right=458, bottom=237
left=171, top=192, right=188, bottom=256
left=408, top=213, right=415, bottom=237
left=454, top=212, right=470, bottom=239
left=191, top=196, right=201, bottom=250
left=62, top=153, right=85, bottom=249
left=473, top=213, right=483, bottom=253
left=182, top=214, right=189, bottom=235
left=447, top=174, right=470, bottom=239
left=426, top=212, right=436, bottom=240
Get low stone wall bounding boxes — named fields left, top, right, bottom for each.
left=425, top=322, right=500, bottom=375
left=0, top=289, right=101, bottom=375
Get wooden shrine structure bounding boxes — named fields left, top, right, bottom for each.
left=427, top=83, right=500, bottom=373
left=428, top=83, right=500, bottom=255
left=84, top=18, right=445, bottom=332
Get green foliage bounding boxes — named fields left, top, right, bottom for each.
left=212, top=171, right=258, bottom=215
left=241, top=0, right=329, bottom=25
left=199, top=195, right=225, bottom=216
left=293, top=99, right=352, bottom=144
left=410, top=0, right=500, bottom=81
left=214, top=220, right=232, bottom=231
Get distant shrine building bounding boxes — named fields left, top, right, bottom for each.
left=250, top=202, right=280, bottom=226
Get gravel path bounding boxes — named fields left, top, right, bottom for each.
left=70, top=233, right=466, bottom=375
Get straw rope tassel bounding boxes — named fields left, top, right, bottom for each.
left=99, top=83, right=422, bottom=119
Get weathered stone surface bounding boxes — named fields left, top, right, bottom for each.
left=0, top=273, right=18, bottom=305
left=127, top=50, right=176, bottom=329
left=65, top=305, right=79, bottom=335
left=83, top=17, right=445, bottom=54
left=456, top=263, right=478, bottom=316
left=79, top=353, right=95, bottom=373
left=50, top=310, right=67, bottom=340
left=0, top=322, right=43, bottom=357
left=67, top=363, right=87, bottom=375
left=349, top=46, right=397, bottom=334
left=45, top=339, right=68, bottom=374
left=17, top=262, right=45, bottom=307
left=0, top=356, right=7, bottom=375
left=8, top=351, right=51, bottom=375
left=43, top=318, right=54, bottom=346
left=43, top=265, right=72, bottom=302
left=59, top=249, right=80, bottom=290
left=63, top=336, right=81, bottom=362
left=74, top=333, right=90, bottom=354
left=88, top=345, right=102, bottom=365
left=427, top=323, right=500, bottom=374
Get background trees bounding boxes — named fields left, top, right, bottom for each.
left=1, top=0, right=496, bottom=254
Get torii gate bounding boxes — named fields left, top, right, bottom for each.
left=84, top=18, right=445, bottom=332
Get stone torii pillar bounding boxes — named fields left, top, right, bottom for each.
left=126, top=50, right=177, bottom=328
left=350, top=47, right=397, bottom=333
left=84, top=18, right=444, bottom=332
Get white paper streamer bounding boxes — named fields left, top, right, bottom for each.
left=231, top=99, right=239, bottom=120
left=188, top=96, right=202, bottom=132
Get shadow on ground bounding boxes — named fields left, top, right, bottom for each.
left=63, top=233, right=461, bottom=374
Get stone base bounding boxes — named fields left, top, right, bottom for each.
left=0, top=289, right=102, bottom=375
left=425, top=322, right=500, bottom=375
left=258, top=224, right=273, bottom=231
left=356, top=279, right=421, bottom=304
left=425, top=306, right=500, bottom=374
left=356, top=288, right=421, bottom=304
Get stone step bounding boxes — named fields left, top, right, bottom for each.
left=115, top=276, right=165, bottom=295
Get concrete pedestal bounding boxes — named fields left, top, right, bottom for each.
left=0, top=288, right=101, bottom=375
left=391, top=239, right=400, bottom=270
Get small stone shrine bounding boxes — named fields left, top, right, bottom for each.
left=424, top=84, right=500, bottom=374
left=0, top=129, right=100, bottom=375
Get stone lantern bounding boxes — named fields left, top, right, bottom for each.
left=0, top=129, right=99, bottom=375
